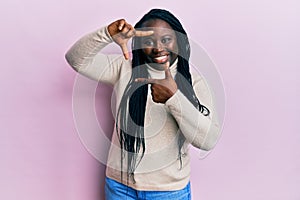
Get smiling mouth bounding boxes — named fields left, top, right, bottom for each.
left=152, top=55, right=168, bottom=63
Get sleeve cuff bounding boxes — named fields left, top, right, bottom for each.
left=94, top=26, right=114, bottom=44
left=165, top=90, right=180, bottom=106
left=104, top=26, right=114, bottom=42
left=164, top=90, right=187, bottom=112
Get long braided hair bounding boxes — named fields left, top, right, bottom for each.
left=116, top=9, right=210, bottom=183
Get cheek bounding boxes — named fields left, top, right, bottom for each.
left=167, top=42, right=178, bottom=54
left=142, top=47, right=152, bottom=56
left=173, top=43, right=179, bottom=54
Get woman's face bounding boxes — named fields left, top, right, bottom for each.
left=140, top=19, right=178, bottom=66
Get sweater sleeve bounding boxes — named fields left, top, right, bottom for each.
left=164, top=73, right=221, bottom=151
left=65, top=26, right=129, bottom=85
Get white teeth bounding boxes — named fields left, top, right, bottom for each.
left=154, top=56, right=167, bottom=60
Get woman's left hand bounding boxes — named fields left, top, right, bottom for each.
left=135, top=62, right=178, bottom=103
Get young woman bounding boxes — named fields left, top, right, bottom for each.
left=65, top=8, right=220, bottom=200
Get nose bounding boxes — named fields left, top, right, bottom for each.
left=153, top=41, right=164, bottom=53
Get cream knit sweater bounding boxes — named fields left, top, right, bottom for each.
left=65, top=26, right=220, bottom=191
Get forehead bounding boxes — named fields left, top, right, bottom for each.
left=141, top=19, right=175, bottom=36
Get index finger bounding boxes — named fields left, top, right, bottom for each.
left=134, top=30, right=154, bottom=37
left=134, top=78, right=157, bottom=84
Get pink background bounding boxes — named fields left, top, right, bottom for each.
left=1, top=0, right=299, bottom=199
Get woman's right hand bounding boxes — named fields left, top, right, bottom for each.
left=107, top=19, right=153, bottom=60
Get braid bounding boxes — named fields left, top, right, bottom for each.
left=116, top=8, right=210, bottom=183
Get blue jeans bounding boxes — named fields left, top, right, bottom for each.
left=105, top=177, right=191, bottom=200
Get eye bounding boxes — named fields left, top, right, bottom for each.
left=143, top=39, right=154, bottom=46
left=161, top=37, right=171, bottom=44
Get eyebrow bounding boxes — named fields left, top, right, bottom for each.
left=142, top=34, right=174, bottom=39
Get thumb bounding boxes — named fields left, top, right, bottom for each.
left=119, top=42, right=129, bottom=60
left=164, top=61, right=172, bottom=79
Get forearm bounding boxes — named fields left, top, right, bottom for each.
left=65, top=26, right=126, bottom=84
left=165, top=90, right=220, bottom=151
left=65, top=27, right=113, bottom=70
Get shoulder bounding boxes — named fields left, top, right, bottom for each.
left=190, top=69, right=207, bottom=89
